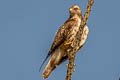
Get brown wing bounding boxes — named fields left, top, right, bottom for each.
left=49, top=25, right=66, bottom=54
left=49, top=18, right=78, bottom=54
left=39, top=18, right=78, bottom=72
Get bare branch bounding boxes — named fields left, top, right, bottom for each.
left=66, top=0, right=94, bottom=80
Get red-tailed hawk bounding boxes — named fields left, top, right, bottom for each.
left=39, top=5, right=89, bottom=79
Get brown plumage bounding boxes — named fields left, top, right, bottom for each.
left=39, top=5, right=89, bottom=79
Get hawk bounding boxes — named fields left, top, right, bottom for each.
left=39, top=5, right=89, bottom=79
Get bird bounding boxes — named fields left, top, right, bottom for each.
left=39, top=5, right=89, bottom=79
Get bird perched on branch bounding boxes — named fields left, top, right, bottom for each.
left=39, top=5, right=89, bottom=79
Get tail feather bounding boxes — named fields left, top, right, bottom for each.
left=42, top=48, right=66, bottom=79
left=39, top=51, right=51, bottom=72
left=42, top=58, right=56, bottom=79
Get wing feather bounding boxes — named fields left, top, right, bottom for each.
left=39, top=18, right=77, bottom=72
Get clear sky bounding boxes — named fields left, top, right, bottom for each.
left=0, top=0, right=120, bottom=80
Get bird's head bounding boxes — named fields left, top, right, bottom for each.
left=69, top=5, right=82, bottom=18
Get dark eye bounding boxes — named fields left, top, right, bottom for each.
left=74, top=8, right=78, bottom=10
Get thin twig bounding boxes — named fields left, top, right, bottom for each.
left=66, top=0, right=94, bottom=80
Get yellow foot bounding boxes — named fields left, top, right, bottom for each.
left=64, top=42, right=72, bottom=46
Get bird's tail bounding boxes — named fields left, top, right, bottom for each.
left=42, top=58, right=56, bottom=79
left=42, top=48, right=66, bottom=79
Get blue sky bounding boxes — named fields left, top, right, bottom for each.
left=0, top=0, right=120, bottom=80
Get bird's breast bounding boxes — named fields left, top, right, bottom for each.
left=69, top=18, right=81, bottom=40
